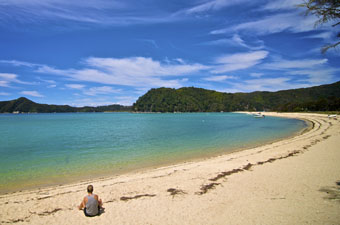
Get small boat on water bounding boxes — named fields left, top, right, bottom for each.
left=253, top=112, right=265, bottom=118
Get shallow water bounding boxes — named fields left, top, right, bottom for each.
left=0, top=112, right=306, bottom=193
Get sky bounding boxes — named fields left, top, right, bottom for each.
left=0, top=0, right=339, bottom=106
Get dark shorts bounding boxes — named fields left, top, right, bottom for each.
left=84, top=206, right=101, bottom=217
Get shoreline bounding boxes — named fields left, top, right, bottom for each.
left=1, top=112, right=339, bottom=224
left=0, top=112, right=308, bottom=195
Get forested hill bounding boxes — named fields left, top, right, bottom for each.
left=0, top=97, right=132, bottom=113
left=133, top=81, right=340, bottom=112
left=2, top=81, right=340, bottom=113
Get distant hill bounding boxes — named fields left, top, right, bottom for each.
left=133, top=81, right=340, bottom=112
left=2, top=81, right=340, bottom=113
left=0, top=97, right=132, bottom=113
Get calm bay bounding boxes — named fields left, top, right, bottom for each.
left=0, top=112, right=307, bottom=193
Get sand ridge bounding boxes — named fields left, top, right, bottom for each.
left=1, top=112, right=339, bottom=224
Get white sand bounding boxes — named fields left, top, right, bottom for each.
left=1, top=112, right=339, bottom=225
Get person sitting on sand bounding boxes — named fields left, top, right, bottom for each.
left=78, top=185, right=103, bottom=217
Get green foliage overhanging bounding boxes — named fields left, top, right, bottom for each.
left=299, top=0, right=340, bottom=53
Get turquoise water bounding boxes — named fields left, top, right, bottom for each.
left=0, top=113, right=306, bottom=193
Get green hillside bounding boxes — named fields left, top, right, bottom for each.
left=0, top=97, right=132, bottom=113
left=133, top=81, right=340, bottom=112
left=2, top=81, right=340, bottom=113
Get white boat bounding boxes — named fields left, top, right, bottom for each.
left=328, top=114, right=337, bottom=118
left=253, top=112, right=265, bottom=118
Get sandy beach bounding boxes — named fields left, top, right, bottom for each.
left=1, top=112, right=339, bottom=225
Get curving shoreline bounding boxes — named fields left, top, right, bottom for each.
left=0, top=112, right=306, bottom=194
left=1, top=112, right=339, bottom=224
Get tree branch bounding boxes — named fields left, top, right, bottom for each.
left=322, top=41, right=340, bottom=54
left=332, top=21, right=340, bottom=27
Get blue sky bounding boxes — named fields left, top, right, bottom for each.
left=0, top=0, right=339, bottom=106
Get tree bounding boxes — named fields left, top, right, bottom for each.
left=299, top=0, right=340, bottom=53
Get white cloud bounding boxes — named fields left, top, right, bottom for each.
left=250, top=72, right=264, bottom=78
left=229, top=77, right=311, bottom=93
left=201, top=38, right=232, bottom=46
left=243, top=77, right=291, bottom=89
left=229, top=34, right=265, bottom=50
left=203, top=34, right=265, bottom=50
left=262, top=58, right=328, bottom=70
left=215, top=51, right=268, bottom=64
left=262, top=58, right=337, bottom=85
left=0, top=0, right=180, bottom=26
left=134, top=87, right=151, bottom=95
left=65, top=84, right=85, bottom=89
left=0, top=0, right=123, bottom=24
left=34, top=57, right=208, bottom=88
left=20, top=90, right=44, bottom=97
left=39, top=66, right=187, bottom=88
left=0, top=60, right=38, bottom=67
left=0, top=92, right=10, bottom=96
left=84, top=86, right=121, bottom=96
left=85, top=57, right=208, bottom=77
left=212, top=12, right=317, bottom=35
left=115, top=96, right=137, bottom=106
left=0, top=73, right=18, bottom=80
left=0, top=73, right=33, bottom=86
left=216, top=77, right=304, bottom=93
left=184, top=0, right=247, bottom=14
left=203, top=75, right=236, bottom=82
left=174, top=58, right=185, bottom=64
left=37, top=77, right=57, bottom=84
left=262, top=0, right=304, bottom=11
left=67, top=98, right=114, bottom=107
left=212, top=51, right=269, bottom=73
left=66, top=96, right=132, bottom=107
left=137, top=39, right=159, bottom=49
left=305, top=31, right=336, bottom=42
left=0, top=80, right=9, bottom=87
left=231, top=34, right=250, bottom=49
left=0, top=0, right=122, bottom=9
left=288, top=68, right=337, bottom=85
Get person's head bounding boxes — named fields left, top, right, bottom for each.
left=87, top=185, right=94, bottom=194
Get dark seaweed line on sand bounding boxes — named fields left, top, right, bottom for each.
left=167, top=188, right=187, bottom=198
left=196, top=151, right=300, bottom=195
left=196, top=162, right=254, bottom=195
left=120, top=194, right=156, bottom=201
left=2, top=193, right=157, bottom=223
left=196, top=136, right=326, bottom=196
left=1, top=208, right=65, bottom=224
left=196, top=118, right=333, bottom=195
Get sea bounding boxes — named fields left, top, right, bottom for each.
left=0, top=112, right=307, bottom=193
